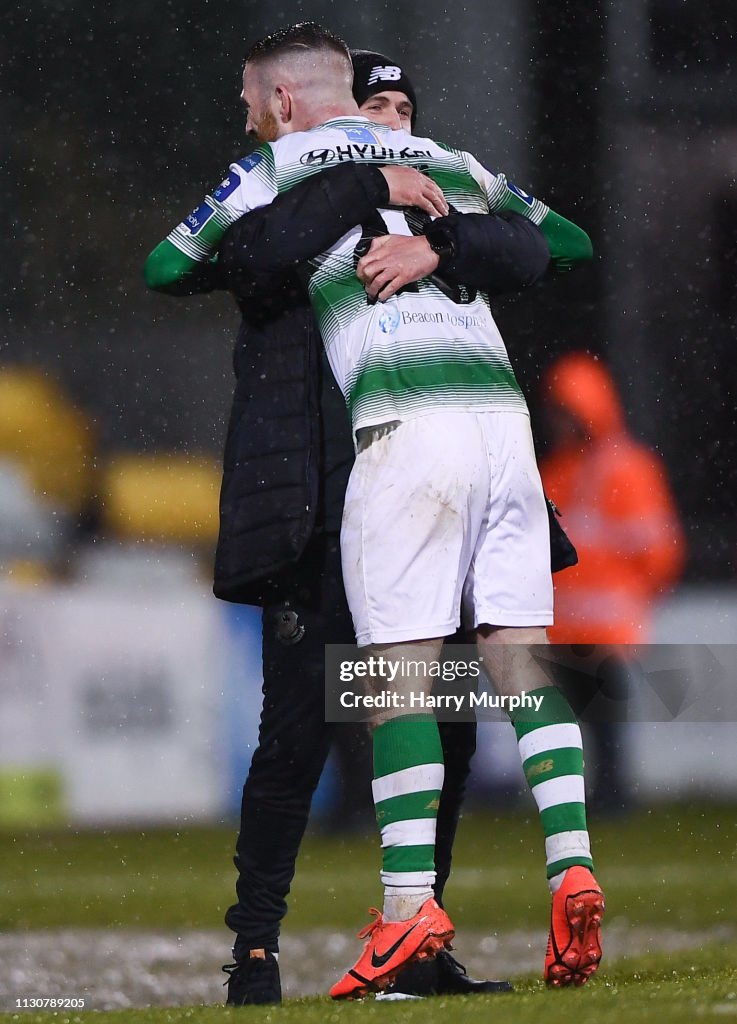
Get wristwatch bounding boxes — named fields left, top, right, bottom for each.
left=424, top=224, right=456, bottom=267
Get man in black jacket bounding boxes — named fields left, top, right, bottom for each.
left=148, top=50, right=560, bottom=1004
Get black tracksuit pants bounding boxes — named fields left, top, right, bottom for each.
left=224, top=534, right=477, bottom=956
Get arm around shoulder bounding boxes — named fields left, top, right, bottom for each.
left=472, top=158, right=593, bottom=274
left=427, top=211, right=551, bottom=294
left=218, top=163, right=390, bottom=279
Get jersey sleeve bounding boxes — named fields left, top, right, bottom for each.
left=143, top=147, right=277, bottom=291
left=464, top=152, right=593, bottom=273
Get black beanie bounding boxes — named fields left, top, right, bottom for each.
left=350, top=49, right=418, bottom=129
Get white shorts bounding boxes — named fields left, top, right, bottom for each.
left=341, top=410, right=553, bottom=647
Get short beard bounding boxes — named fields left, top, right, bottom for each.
left=255, top=108, right=279, bottom=142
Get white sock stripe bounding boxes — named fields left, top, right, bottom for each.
left=545, top=830, right=591, bottom=865
left=384, top=885, right=432, bottom=896
left=381, top=817, right=437, bottom=849
left=381, top=870, right=436, bottom=886
left=372, top=763, right=444, bottom=804
left=518, top=723, right=583, bottom=763
left=530, top=774, right=586, bottom=811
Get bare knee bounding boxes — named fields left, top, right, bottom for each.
left=476, top=624, right=550, bottom=696
left=363, top=637, right=445, bottom=728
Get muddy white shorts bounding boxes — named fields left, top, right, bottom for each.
left=340, top=410, right=553, bottom=647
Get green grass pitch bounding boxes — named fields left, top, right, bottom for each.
left=2, top=803, right=737, bottom=1020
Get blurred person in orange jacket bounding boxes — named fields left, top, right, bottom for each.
left=539, top=351, right=684, bottom=812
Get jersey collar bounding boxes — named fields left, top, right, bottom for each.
left=309, top=116, right=389, bottom=134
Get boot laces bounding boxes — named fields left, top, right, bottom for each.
left=357, top=907, right=383, bottom=940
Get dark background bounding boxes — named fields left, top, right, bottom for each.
left=3, top=0, right=736, bottom=579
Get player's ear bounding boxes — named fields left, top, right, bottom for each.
left=275, top=85, right=292, bottom=124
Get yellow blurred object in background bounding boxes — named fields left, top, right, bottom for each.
left=0, top=367, right=95, bottom=515
left=101, top=453, right=221, bottom=545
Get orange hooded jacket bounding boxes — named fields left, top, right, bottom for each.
left=539, top=353, right=684, bottom=645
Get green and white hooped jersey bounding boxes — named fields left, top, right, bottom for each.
left=168, top=117, right=550, bottom=431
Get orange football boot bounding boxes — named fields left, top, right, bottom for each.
left=544, top=866, right=605, bottom=987
left=330, top=897, right=455, bottom=1000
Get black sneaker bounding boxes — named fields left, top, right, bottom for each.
left=385, top=949, right=514, bottom=996
left=222, top=952, right=282, bottom=1005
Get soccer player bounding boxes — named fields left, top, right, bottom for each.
left=146, top=47, right=557, bottom=1004
left=146, top=23, right=604, bottom=998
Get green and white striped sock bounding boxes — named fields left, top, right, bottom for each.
left=512, top=686, right=593, bottom=880
left=372, top=714, right=444, bottom=917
